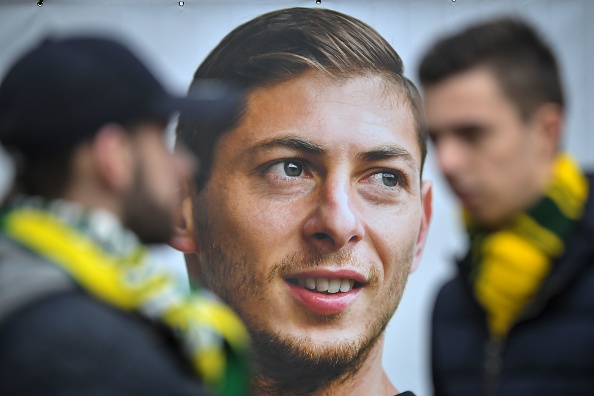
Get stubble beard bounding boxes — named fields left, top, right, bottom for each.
left=196, top=232, right=412, bottom=395
left=121, top=163, right=175, bottom=244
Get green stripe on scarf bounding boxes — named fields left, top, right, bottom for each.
left=465, top=154, right=588, bottom=338
left=527, top=196, right=576, bottom=238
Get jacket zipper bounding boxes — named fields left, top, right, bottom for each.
left=479, top=275, right=563, bottom=396
left=482, top=337, right=504, bottom=396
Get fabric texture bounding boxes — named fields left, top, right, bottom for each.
left=431, top=171, right=594, bottom=396
left=0, top=288, right=207, bottom=396
left=0, top=197, right=251, bottom=396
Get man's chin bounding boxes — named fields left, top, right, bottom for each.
left=249, top=324, right=382, bottom=395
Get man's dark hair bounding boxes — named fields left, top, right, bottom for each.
left=176, top=7, right=427, bottom=191
left=418, top=17, right=564, bottom=120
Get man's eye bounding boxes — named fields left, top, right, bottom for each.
left=370, top=172, right=399, bottom=187
left=284, top=161, right=303, bottom=177
left=267, top=160, right=305, bottom=177
left=457, top=125, right=488, bottom=144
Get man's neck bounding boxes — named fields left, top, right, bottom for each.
left=252, top=336, right=398, bottom=396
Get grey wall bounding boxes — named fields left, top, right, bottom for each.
left=0, top=1, right=592, bottom=395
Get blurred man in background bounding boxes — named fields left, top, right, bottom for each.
left=171, top=7, right=431, bottom=396
left=0, top=35, right=249, bottom=395
left=419, top=17, right=594, bottom=396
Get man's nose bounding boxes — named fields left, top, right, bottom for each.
left=302, top=178, right=365, bottom=251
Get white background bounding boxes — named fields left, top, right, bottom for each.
left=0, top=1, right=592, bottom=395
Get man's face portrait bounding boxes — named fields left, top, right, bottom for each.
left=184, top=70, right=432, bottom=372
left=423, top=68, right=554, bottom=226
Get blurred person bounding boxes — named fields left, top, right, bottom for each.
left=418, top=17, right=594, bottom=396
left=171, top=7, right=432, bottom=396
left=0, top=35, right=250, bottom=396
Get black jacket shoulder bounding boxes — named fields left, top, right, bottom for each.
left=0, top=288, right=207, bottom=396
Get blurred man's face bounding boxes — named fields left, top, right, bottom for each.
left=424, top=68, right=551, bottom=227
left=190, top=71, right=431, bottom=384
left=123, top=122, right=193, bottom=243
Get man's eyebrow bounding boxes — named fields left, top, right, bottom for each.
left=249, top=136, right=326, bottom=156
left=429, top=123, right=488, bottom=135
left=356, top=145, right=419, bottom=172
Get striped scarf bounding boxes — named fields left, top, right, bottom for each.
left=465, top=154, right=588, bottom=337
left=0, top=196, right=251, bottom=396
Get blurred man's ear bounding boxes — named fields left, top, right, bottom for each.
left=411, top=180, right=433, bottom=273
left=532, top=103, right=563, bottom=159
left=169, top=178, right=198, bottom=254
left=93, top=123, right=134, bottom=192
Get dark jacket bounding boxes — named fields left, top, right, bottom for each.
left=0, top=236, right=207, bottom=396
left=432, top=175, right=594, bottom=396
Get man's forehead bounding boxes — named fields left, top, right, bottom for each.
left=425, top=69, right=511, bottom=121
left=245, top=70, right=409, bottom=106
left=235, top=72, right=419, bottom=151
left=425, top=68, right=508, bottom=108
left=238, top=71, right=414, bottom=123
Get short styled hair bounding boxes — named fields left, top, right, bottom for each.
left=418, top=17, right=564, bottom=120
left=176, top=7, right=426, bottom=190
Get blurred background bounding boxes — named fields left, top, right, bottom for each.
left=0, top=1, right=592, bottom=395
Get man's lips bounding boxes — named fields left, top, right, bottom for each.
left=284, top=269, right=366, bottom=315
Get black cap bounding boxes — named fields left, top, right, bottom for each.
left=0, top=35, right=243, bottom=157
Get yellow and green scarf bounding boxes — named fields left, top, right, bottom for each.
left=0, top=196, right=251, bottom=396
left=465, top=154, right=588, bottom=338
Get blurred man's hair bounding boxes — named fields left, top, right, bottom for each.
left=176, top=7, right=427, bottom=191
left=418, top=17, right=564, bottom=120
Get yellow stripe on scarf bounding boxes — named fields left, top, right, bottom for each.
left=475, top=232, right=550, bottom=337
left=5, top=208, right=141, bottom=309
left=512, top=213, right=563, bottom=257
left=548, top=154, right=588, bottom=220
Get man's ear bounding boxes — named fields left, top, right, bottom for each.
left=532, top=103, right=563, bottom=159
left=169, top=178, right=198, bottom=253
left=93, top=124, right=134, bottom=192
left=411, top=180, right=433, bottom=273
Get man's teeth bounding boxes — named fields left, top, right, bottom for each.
left=297, top=277, right=356, bottom=293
